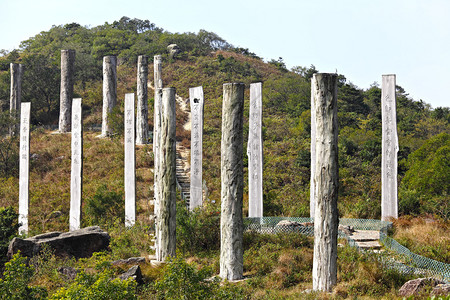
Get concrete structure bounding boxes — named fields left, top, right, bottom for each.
left=220, top=83, right=245, bottom=281
left=19, top=102, right=31, bottom=234
left=381, top=74, right=398, bottom=221
left=70, top=98, right=83, bottom=231
left=311, top=73, right=339, bottom=292
left=189, top=86, right=204, bottom=210
left=124, top=93, right=136, bottom=227
left=59, top=49, right=76, bottom=133
left=136, top=55, right=149, bottom=145
left=10, top=63, right=23, bottom=136
left=101, top=56, right=117, bottom=137
left=248, top=82, right=263, bottom=218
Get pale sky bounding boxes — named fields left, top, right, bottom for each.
left=1, top=0, right=449, bottom=109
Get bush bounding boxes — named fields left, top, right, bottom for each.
left=0, top=252, right=48, bottom=299
left=0, top=206, right=19, bottom=268
left=154, top=256, right=247, bottom=300
left=84, top=184, right=124, bottom=226
left=0, top=111, right=19, bottom=178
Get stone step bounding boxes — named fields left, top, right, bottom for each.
left=356, top=241, right=382, bottom=250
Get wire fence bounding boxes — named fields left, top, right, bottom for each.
left=244, top=217, right=449, bottom=282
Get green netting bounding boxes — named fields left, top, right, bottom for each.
left=244, top=217, right=449, bottom=282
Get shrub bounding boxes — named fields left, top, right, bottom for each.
left=84, top=184, right=124, bottom=226
left=0, top=252, right=48, bottom=299
left=0, top=206, right=19, bottom=269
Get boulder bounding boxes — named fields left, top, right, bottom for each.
left=338, top=225, right=355, bottom=235
left=398, top=277, right=445, bottom=297
left=167, top=44, right=181, bottom=59
left=432, top=283, right=450, bottom=296
left=275, top=220, right=305, bottom=232
left=8, top=226, right=110, bottom=259
left=112, top=257, right=146, bottom=266
left=119, top=265, right=144, bottom=285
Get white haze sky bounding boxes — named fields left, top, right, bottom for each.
left=1, top=0, right=449, bottom=109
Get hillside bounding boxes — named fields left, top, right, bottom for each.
left=0, top=17, right=449, bottom=299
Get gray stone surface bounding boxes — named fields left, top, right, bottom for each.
left=8, top=226, right=110, bottom=259
left=101, top=56, right=117, bottom=137
left=124, top=93, right=136, bottom=227
left=19, top=102, right=31, bottom=234
left=399, top=278, right=445, bottom=297
left=189, top=86, right=204, bottom=210
left=220, top=83, right=244, bottom=281
left=10, top=63, right=23, bottom=136
left=248, top=82, right=263, bottom=218
left=136, top=55, right=149, bottom=145
left=70, top=98, right=83, bottom=231
left=155, top=88, right=177, bottom=262
left=432, top=283, right=450, bottom=296
left=59, top=49, right=76, bottom=133
left=167, top=44, right=180, bottom=59
left=153, top=55, right=163, bottom=219
left=119, top=265, right=144, bottom=285
left=311, top=73, right=338, bottom=292
left=381, top=74, right=398, bottom=221
left=310, top=79, right=316, bottom=219
left=112, top=257, right=146, bottom=266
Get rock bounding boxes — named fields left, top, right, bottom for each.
left=432, top=283, right=450, bottom=296
left=398, top=277, right=445, bottom=297
left=8, top=226, right=110, bottom=259
left=112, top=257, right=146, bottom=266
left=119, top=265, right=143, bottom=285
left=275, top=220, right=305, bottom=231
left=167, top=44, right=180, bottom=59
left=58, top=266, right=79, bottom=281
left=338, top=225, right=355, bottom=235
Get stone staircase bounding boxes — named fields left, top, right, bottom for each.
left=176, top=144, right=191, bottom=208
left=349, top=230, right=383, bottom=252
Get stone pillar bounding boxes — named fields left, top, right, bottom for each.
left=248, top=82, right=263, bottom=218
left=124, top=93, right=136, bottom=227
left=381, top=74, right=398, bottom=221
left=136, top=55, right=149, bottom=145
left=70, top=98, right=83, bottom=231
left=10, top=63, right=23, bottom=136
left=59, top=49, right=76, bottom=133
left=189, top=86, right=204, bottom=210
left=155, top=88, right=176, bottom=262
left=153, top=55, right=163, bottom=218
left=312, top=73, right=338, bottom=292
left=101, top=56, right=117, bottom=137
left=220, top=83, right=244, bottom=281
left=310, top=80, right=316, bottom=219
left=19, top=102, right=31, bottom=235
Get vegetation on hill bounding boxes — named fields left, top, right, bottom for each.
left=0, top=16, right=449, bottom=299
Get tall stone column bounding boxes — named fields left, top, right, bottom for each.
left=136, top=55, right=149, bottom=145
left=155, top=88, right=176, bottom=262
left=248, top=82, right=263, bottom=218
left=310, top=79, right=316, bottom=219
left=59, top=49, right=76, bottom=133
left=19, top=102, right=31, bottom=234
left=70, top=98, right=83, bottom=231
left=189, top=86, right=204, bottom=210
left=220, top=83, right=244, bottom=281
left=153, top=55, right=163, bottom=218
left=381, top=74, right=398, bottom=221
left=10, top=63, right=23, bottom=136
left=312, top=73, right=338, bottom=292
left=101, top=56, right=117, bottom=137
left=125, top=93, right=136, bottom=226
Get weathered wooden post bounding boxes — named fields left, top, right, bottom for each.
left=136, top=55, right=149, bottom=145
left=19, top=102, right=31, bottom=234
left=220, top=83, right=245, bottom=281
left=10, top=63, right=23, bottom=136
left=153, top=55, right=163, bottom=218
left=124, top=93, right=136, bottom=227
left=70, top=98, right=83, bottom=231
left=248, top=82, right=263, bottom=218
left=100, top=56, right=117, bottom=137
left=58, top=49, right=76, bottom=133
left=312, top=73, right=338, bottom=292
left=310, top=80, right=316, bottom=219
left=381, top=74, right=398, bottom=221
left=155, top=87, right=176, bottom=262
left=189, top=86, right=204, bottom=210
